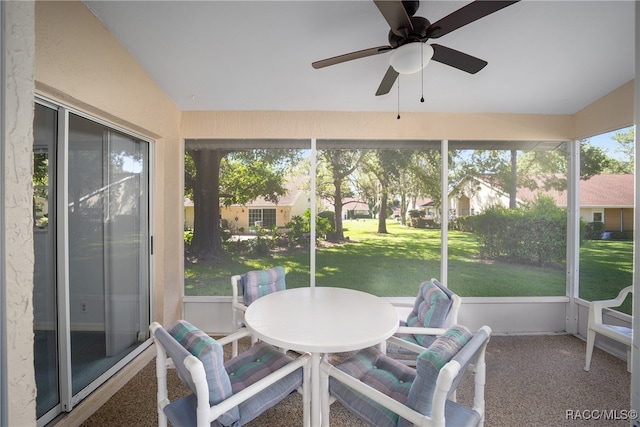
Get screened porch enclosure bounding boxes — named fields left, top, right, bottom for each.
left=183, top=137, right=632, bottom=366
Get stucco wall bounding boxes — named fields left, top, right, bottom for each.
left=181, top=110, right=576, bottom=141
left=3, top=2, right=37, bottom=425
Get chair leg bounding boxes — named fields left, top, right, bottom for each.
left=584, top=329, right=596, bottom=371
left=320, top=363, right=330, bottom=427
left=231, top=312, right=238, bottom=357
left=303, top=359, right=311, bottom=427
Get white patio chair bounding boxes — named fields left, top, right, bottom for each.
left=321, top=324, right=492, bottom=427
left=383, top=278, right=462, bottom=364
left=150, top=320, right=311, bottom=427
left=231, top=266, right=286, bottom=356
left=584, top=285, right=633, bottom=372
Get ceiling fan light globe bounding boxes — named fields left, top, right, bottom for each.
left=390, top=43, right=434, bottom=74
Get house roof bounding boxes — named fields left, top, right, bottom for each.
left=184, top=175, right=310, bottom=208
left=245, top=175, right=310, bottom=207
left=517, top=174, right=634, bottom=208
left=415, top=199, right=435, bottom=208
left=342, top=198, right=369, bottom=212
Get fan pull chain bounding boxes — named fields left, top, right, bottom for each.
left=397, top=77, right=401, bottom=120
left=420, top=43, right=425, bottom=103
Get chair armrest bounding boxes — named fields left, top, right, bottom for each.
left=232, top=302, right=248, bottom=313
left=387, top=327, right=447, bottom=355
left=386, top=336, right=427, bottom=355
left=591, top=286, right=633, bottom=311
left=208, top=353, right=311, bottom=421
left=395, top=326, right=447, bottom=336
left=321, top=361, right=428, bottom=426
left=390, top=300, right=415, bottom=309
left=231, top=274, right=243, bottom=305
left=588, top=286, right=633, bottom=325
left=215, top=328, right=252, bottom=347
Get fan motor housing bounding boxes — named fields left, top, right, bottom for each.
left=388, top=16, right=430, bottom=47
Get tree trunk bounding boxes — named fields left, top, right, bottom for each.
left=509, top=149, right=517, bottom=209
left=188, top=149, right=226, bottom=260
left=400, top=193, right=407, bottom=225
left=378, top=191, right=389, bottom=233
left=333, top=171, right=345, bottom=240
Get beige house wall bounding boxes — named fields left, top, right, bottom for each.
left=1, top=1, right=636, bottom=426
left=186, top=184, right=310, bottom=232
left=185, top=206, right=297, bottom=232
left=180, top=80, right=634, bottom=142
left=449, top=179, right=511, bottom=216
left=221, top=206, right=250, bottom=231
left=572, top=80, right=636, bottom=140
left=182, top=110, right=576, bottom=141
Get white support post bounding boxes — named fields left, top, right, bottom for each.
left=631, top=1, right=639, bottom=421
left=310, top=138, right=317, bottom=288
left=440, top=140, right=449, bottom=285
left=565, top=139, right=580, bottom=334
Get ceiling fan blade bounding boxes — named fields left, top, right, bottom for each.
left=312, top=46, right=393, bottom=69
left=374, top=0, right=413, bottom=37
left=426, top=0, right=520, bottom=39
left=376, top=66, right=399, bottom=96
left=431, top=44, right=487, bottom=74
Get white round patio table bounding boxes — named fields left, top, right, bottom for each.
left=243, top=286, right=399, bottom=427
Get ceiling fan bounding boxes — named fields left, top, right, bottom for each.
left=312, top=0, right=520, bottom=96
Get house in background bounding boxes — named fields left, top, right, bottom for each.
left=341, top=198, right=371, bottom=219
left=185, top=176, right=311, bottom=233
left=448, top=177, right=513, bottom=218
left=518, top=174, right=634, bottom=232
left=448, top=174, right=634, bottom=232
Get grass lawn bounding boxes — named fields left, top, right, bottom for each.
left=184, top=219, right=632, bottom=312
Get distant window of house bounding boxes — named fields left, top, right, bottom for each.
left=593, top=212, right=603, bottom=222
left=249, top=208, right=276, bottom=228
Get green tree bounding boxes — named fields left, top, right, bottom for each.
left=407, top=149, right=442, bottom=217
left=608, top=128, right=635, bottom=173
left=363, top=149, right=413, bottom=234
left=185, top=148, right=300, bottom=260
left=316, top=149, right=364, bottom=240
left=457, top=142, right=614, bottom=205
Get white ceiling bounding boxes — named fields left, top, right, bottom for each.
left=84, top=1, right=635, bottom=115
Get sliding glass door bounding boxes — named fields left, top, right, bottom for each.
left=33, top=103, right=59, bottom=418
left=33, top=101, right=152, bottom=425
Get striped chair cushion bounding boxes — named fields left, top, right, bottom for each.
left=404, top=280, right=453, bottom=347
left=168, top=320, right=239, bottom=426
left=224, top=342, right=303, bottom=425
left=398, top=325, right=473, bottom=427
left=240, top=266, right=286, bottom=306
left=329, top=346, right=416, bottom=427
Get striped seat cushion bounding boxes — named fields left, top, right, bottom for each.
left=168, top=320, right=239, bottom=426
left=329, top=346, right=416, bottom=427
left=397, top=325, right=473, bottom=427
left=404, top=280, right=453, bottom=347
left=224, top=342, right=303, bottom=425
left=240, top=266, right=286, bottom=306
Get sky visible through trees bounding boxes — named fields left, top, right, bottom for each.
left=591, top=126, right=634, bottom=160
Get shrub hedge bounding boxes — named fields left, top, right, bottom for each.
left=470, top=197, right=568, bottom=265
